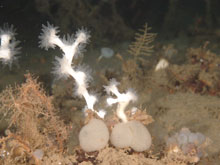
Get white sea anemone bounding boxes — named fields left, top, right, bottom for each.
left=0, top=23, right=20, bottom=68
left=104, top=79, right=137, bottom=122
left=38, top=22, right=61, bottom=50
left=0, top=23, right=16, bottom=39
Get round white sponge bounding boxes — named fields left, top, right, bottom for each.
left=79, top=119, right=109, bottom=152
left=110, top=122, right=133, bottom=148
left=110, top=120, right=152, bottom=152
left=129, top=120, right=152, bottom=152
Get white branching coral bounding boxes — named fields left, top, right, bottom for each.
left=0, top=23, right=20, bottom=68
left=104, top=79, right=137, bottom=122
left=39, top=22, right=99, bottom=114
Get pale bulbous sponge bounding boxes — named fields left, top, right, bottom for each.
left=110, top=122, right=133, bottom=148
left=111, top=120, right=152, bottom=152
left=79, top=119, right=109, bottom=152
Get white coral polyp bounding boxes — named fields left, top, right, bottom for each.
left=38, top=22, right=61, bottom=50
left=0, top=23, right=20, bottom=68
left=104, top=79, right=137, bottom=122
left=39, top=22, right=98, bottom=112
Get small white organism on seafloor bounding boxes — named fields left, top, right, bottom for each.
left=155, top=58, right=169, bottom=71
left=104, top=79, right=152, bottom=152
left=39, top=22, right=104, bottom=117
left=97, top=47, right=114, bottom=62
left=0, top=23, right=20, bottom=68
